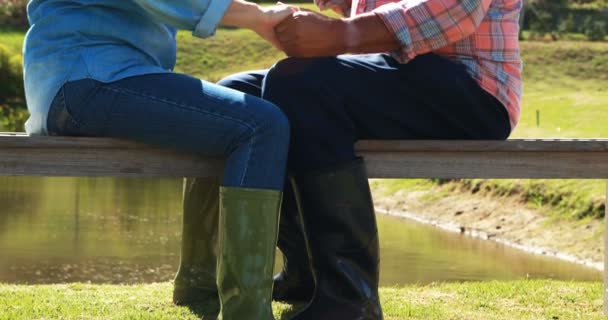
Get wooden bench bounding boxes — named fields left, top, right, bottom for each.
left=2, top=132, right=608, bottom=313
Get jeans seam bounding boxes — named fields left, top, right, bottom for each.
left=60, top=85, right=85, bottom=130
left=240, top=132, right=254, bottom=186
left=103, top=84, right=256, bottom=185
left=55, top=88, right=67, bottom=134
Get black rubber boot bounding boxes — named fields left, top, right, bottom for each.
left=173, top=177, right=220, bottom=307
left=272, top=183, right=314, bottom=303
left=290, top=159, right=383, bottom=320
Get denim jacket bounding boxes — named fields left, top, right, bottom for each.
left=23, top=0, right=231, bottom=134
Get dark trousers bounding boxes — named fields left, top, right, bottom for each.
left=219, top=53, right=511, bottom=173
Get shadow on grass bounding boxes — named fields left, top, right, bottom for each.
left=182, top=300, right=304, bottom=319
left=184, top=299, right=219, bottom=319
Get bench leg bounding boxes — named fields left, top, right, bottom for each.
left=605, top=179, right=608, bottom=315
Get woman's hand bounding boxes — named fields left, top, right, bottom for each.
left=253, top=3, right=299, bottom=50
left=220, top=0, right=298, bottom=51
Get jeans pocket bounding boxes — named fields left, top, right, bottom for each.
left=46, top=86, right=82, bottom=136
left=47, top=79, right=105, bottom=137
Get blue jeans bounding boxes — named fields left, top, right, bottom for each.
left=46, top=73, right=289, bottom=190
left=221, top=54, right=511, bottom=173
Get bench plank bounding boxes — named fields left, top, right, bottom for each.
left=3, top=134, right=608, bottom=178
left=5, top=133, right=608, bottom=151
left=356, top=139, right=608, bottom=152
left=364, top=151, right=608, bottom=179
left=0, top=148, right=223, bottom=177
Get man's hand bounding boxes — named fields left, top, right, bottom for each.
left=274, top=11, right=348, bottom=57
left=275, top=11, right=400, bottom=58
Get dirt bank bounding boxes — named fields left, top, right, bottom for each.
left=370, top=180, right=604, bottom=271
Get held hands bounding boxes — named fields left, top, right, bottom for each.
left=254, top=3, right=300, bottom=50
left=260, top=2, right=397, bottom=58
left=222, top=0, right=351, bottom=56
left=254, top=2, right=352, bottom=57
left=274, top=10, right=348, bottom=57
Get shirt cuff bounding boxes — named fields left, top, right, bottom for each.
left=373, top=2, right=414, bottom=60
left=193, top=0, right=233, bottom=38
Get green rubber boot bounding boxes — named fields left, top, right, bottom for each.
left=173, top=177, right=220, bottom=307
left=216, top=186, right=282, bottom=320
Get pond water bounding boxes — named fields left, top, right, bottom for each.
left=0, top=177, right=600, bottom=285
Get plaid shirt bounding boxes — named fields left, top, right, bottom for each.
left=346, top=0, right=523, bottom=130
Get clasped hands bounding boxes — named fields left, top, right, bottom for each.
left=256, top=0, right=350, bottom=57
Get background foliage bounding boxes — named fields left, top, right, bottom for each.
left=0, top=43, right=26, bottom=132
left=0, top=0, right=27, bottom=29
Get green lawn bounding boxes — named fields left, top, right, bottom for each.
left=175, top=28, right=285, bottom=82
left=515, top=41, right=608, bottom=138
left=0, top=280, right=603, bottom=319
left=0, top=28, right=26, bottom=53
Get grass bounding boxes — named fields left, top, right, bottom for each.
left=0, top=28, right=25, bottom=53
left=515, top=41, right=608, bottom=138
left=175, top=28, right=285, bottom=82
left=0, top=280, right=603, bottom=319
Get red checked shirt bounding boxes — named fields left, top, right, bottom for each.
left=346, top=0, right=523, bottom=130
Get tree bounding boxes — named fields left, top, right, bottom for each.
left=527, top=0, right=569, bottom=39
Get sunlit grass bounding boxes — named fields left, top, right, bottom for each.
left=0, top=28, right=25, bottom=53
left=0, top=280, right=602, bottom=319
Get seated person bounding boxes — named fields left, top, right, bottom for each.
left=23, top=0, right=298, bottom=318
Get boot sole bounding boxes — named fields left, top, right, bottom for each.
left=172, top=287, right=219, bottom=306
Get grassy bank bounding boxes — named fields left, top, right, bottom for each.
left=388, top=40, right=608, bottom=221
left=0, top=280, right=602, bottom=319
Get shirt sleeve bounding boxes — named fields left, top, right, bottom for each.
left=373, top=0, right=491, bottom=60
left=133, top=0, right=233, bottom=38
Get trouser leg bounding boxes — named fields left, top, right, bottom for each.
left=262, top=54, right=510, bottom=173
left=46, top=73, right=290, bottom=318
left=260, top=54, right=512, bottom=319
left=218, top=71, right=315, bottom=303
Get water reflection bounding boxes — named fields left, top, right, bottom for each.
left=378, top=215, right=600, bottom=285
left=0, top=177, right=182, bottom=283
left=0, top=177, right=601, bottom=285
